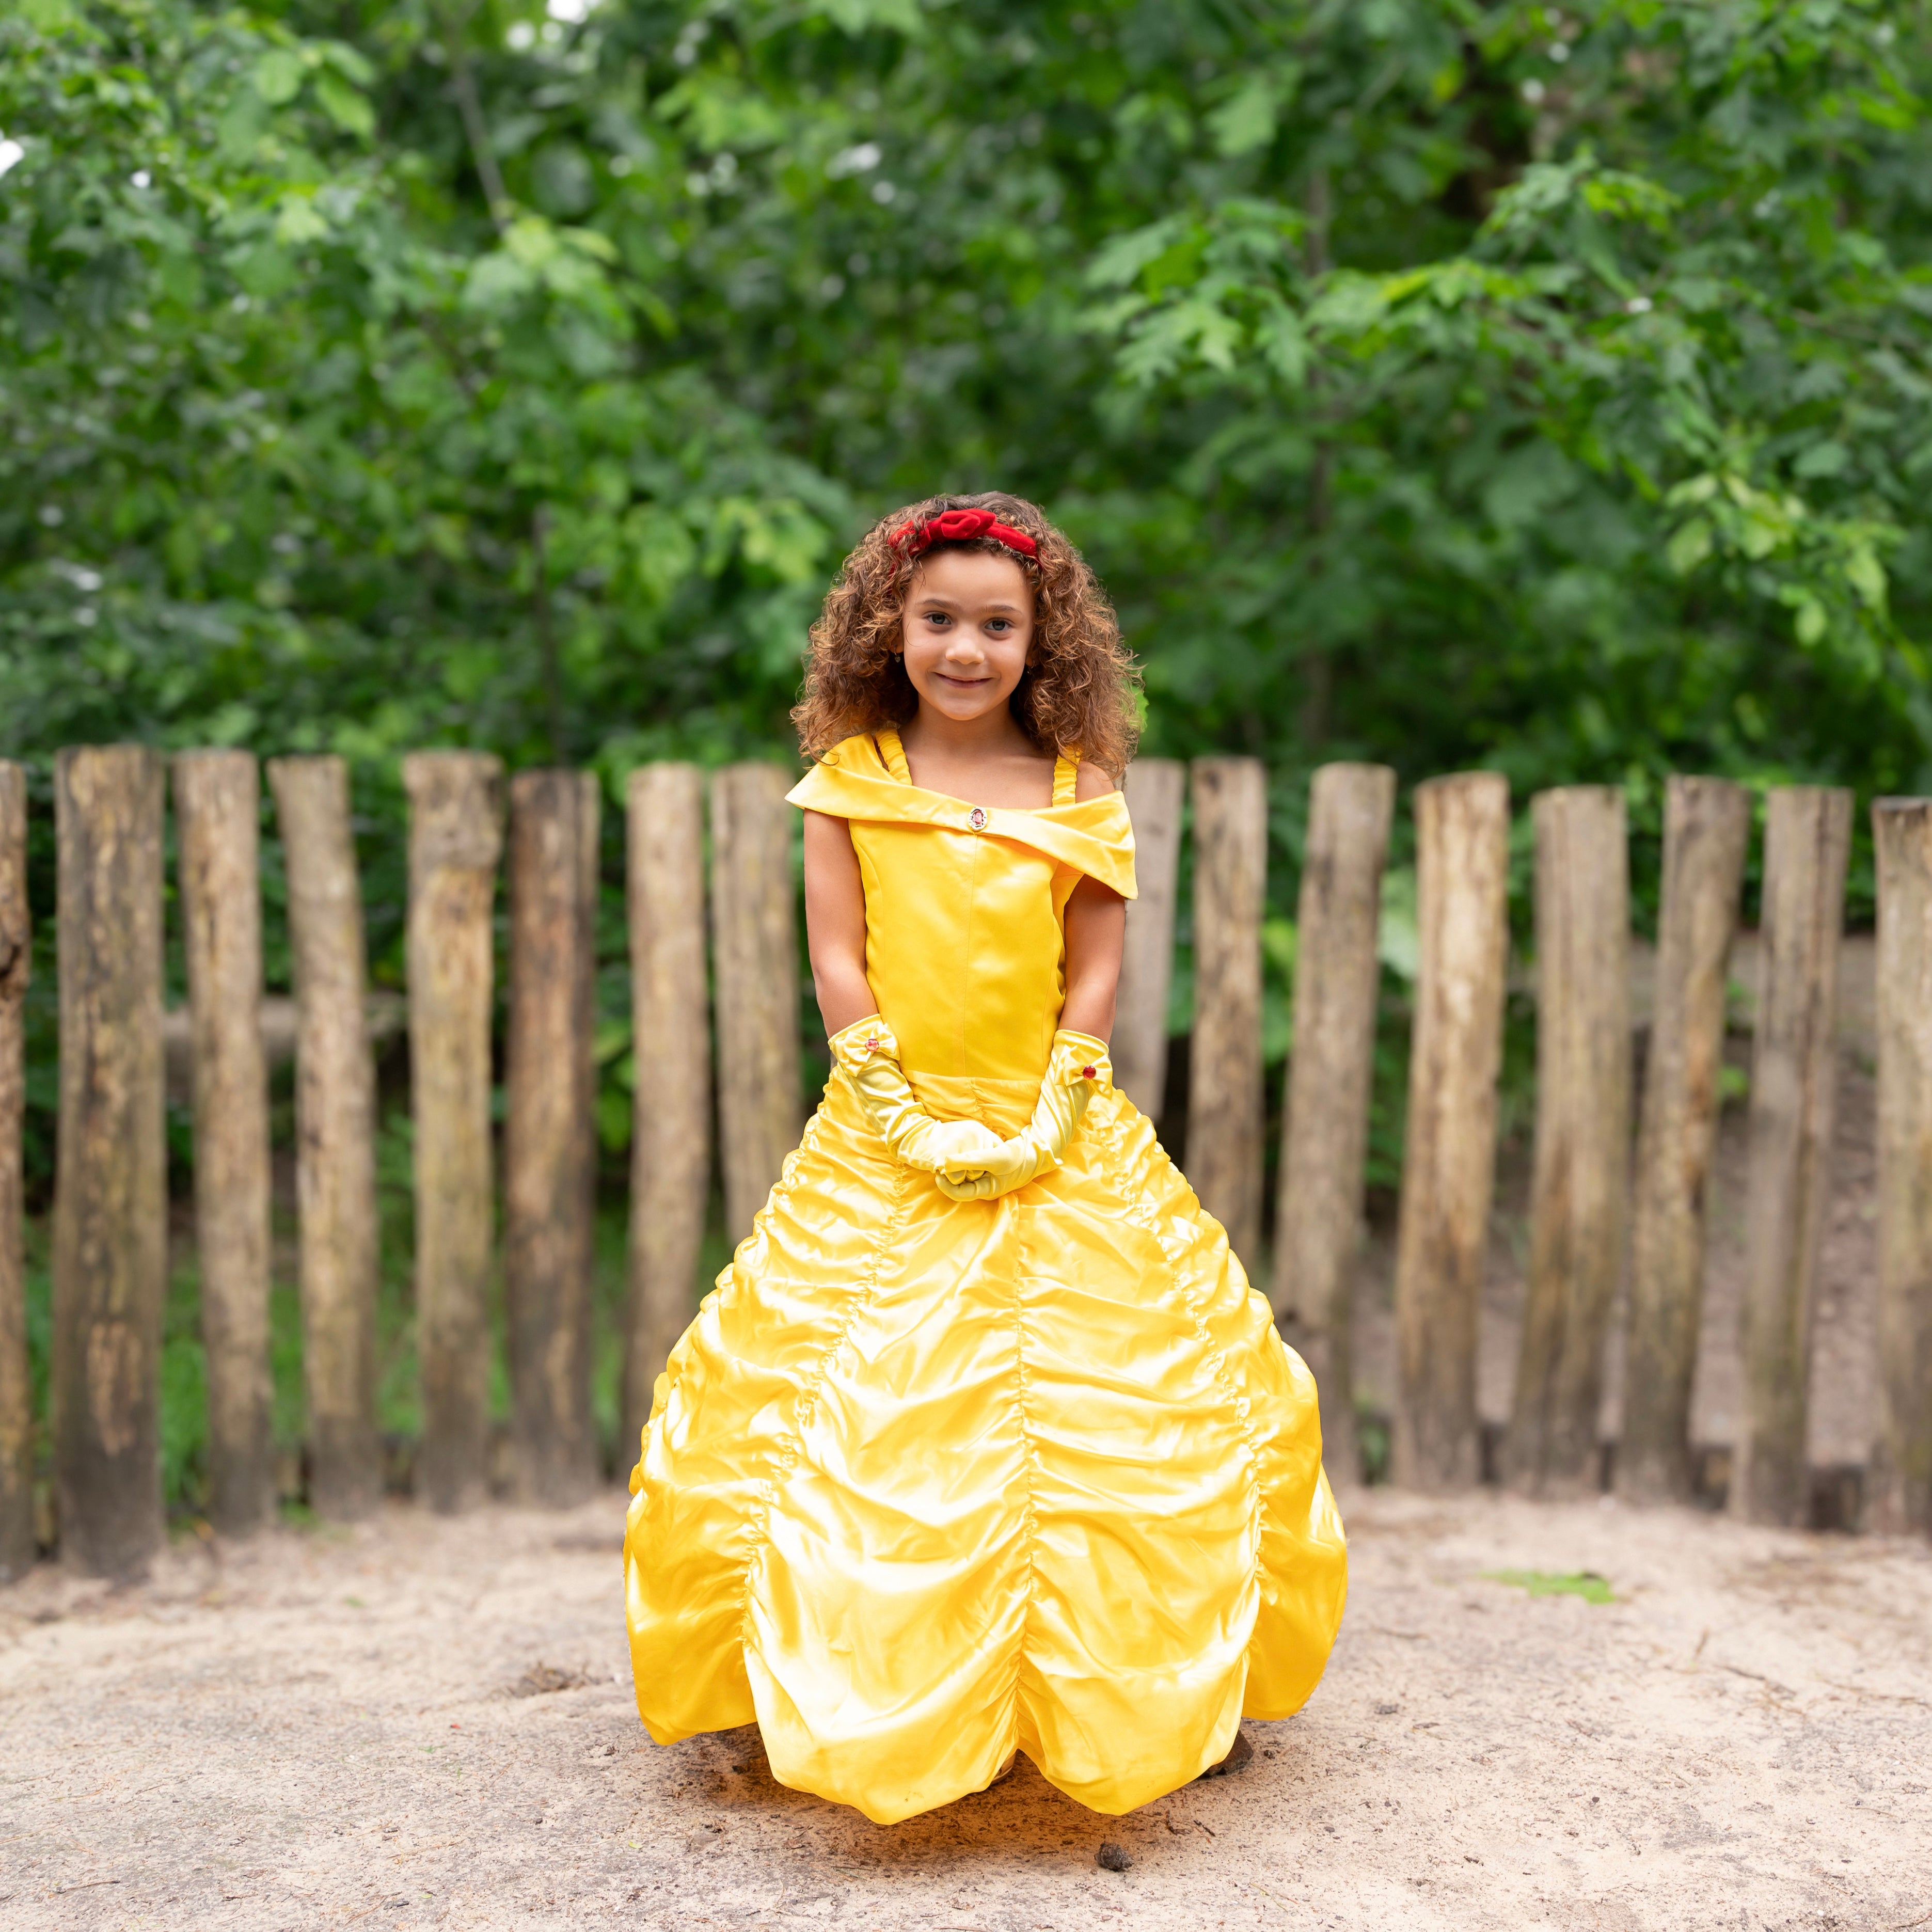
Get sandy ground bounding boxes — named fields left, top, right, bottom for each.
left=3, top=1488, right=1928, bottom=1931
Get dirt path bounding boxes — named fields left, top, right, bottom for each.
left=3, top=1489, right=1928, bottom=1930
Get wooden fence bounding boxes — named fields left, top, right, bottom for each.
left=0, top=750, right=1929, bottom=1580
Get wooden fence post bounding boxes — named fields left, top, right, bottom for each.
left=506, top=770, right=600, bottom=1506
left=1620, top=777, right=1751, bottom=1503
left=1188, top=757, right=1268, bottom=1273
left=1734, top=786, right=1851, bottom=1527
left=174, top=751, right=274, bottom=1536
left=1506, top=787, right=1632, bottom=1496
left=53, top=747, right=166, bottom=1577
left=403, top=752, right=503, bottom=1514
left=711, top=765, right=800, bottom=1247
left=1392, top=772, right=1510, bottom=1492
left=624, top=764, right=710, bottom=1458
left=1114, top=759, right=1184, bottom=1123
left=267, top=756, right=381, bottom=1521
left=1275, top=762, right=1396, bottom=1484
left=1871, top=798, right=1932, bottom=1536
left=0, top=766, right=31, bottom=1579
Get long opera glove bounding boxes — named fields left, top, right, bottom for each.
left=828, top=1016, right=1004, bottom=1177
left=935, top=1030, right=1111, bottom=1202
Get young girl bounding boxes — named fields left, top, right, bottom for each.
left=624, top=493, right=1346, bottom=1824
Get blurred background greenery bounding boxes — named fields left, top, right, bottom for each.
left=4, top=0, right=1929, bottom=1510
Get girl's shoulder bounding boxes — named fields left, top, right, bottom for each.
left=1071, top=758, right=1117, bottom=803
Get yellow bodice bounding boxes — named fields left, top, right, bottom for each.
left=787, top=729, right=1137, bottom=1134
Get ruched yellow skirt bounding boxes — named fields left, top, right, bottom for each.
left=624, top=1072, right=1347, bottom=1823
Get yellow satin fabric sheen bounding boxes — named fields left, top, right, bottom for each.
left=624, top=730, right=1347, bottom=1823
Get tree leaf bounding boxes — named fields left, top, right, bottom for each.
left=314, top=72, right=374, bottom=139
left=1666, top=518, right=1714, bottom=576
left=273, top=195, right=330, bottom=245
left=818, top=0, right=922, bottom=33
left=252, top=49, right=305, bottom=106
left=1845, top=544, right=1888, bottom=612
left=1208, top=75, right=1287, bottom=158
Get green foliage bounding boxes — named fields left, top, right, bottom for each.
left=1074, top=1, right=1932, bottom=824
left=159, top=1262, right=209, bottom=1507
left=4, top=0, right=1925, bottom=817
left=0, top=0, right=851, bottom=786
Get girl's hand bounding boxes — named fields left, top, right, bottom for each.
left=830, top=1017, right=1004, bottom=1178
left=936, top=1032, right=1112, bottom=1200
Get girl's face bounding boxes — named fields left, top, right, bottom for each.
left=897, top=548, right=1036, bottom=726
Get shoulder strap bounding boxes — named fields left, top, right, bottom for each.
left=1051, top=749, right=1080, bottom=807
left=874, top=726, right=913, bottom=785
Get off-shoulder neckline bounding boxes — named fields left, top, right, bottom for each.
left=872, top=725, right=1088, bottom=815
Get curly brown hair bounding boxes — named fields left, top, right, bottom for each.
left=791, top=491, right=1142, bottom=778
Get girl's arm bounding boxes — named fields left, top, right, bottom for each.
left=1062, top=874, right=1125, bottom=1041
left=1060, top=761, right=1126, bottom=1040
left=803, top=809, right=878, bottom=1035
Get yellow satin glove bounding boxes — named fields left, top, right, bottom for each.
left=936, top=1031, right=1111, bottom=1202
left=829, top=1017, right=1003, bottom=1178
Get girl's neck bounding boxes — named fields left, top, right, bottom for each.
left=898, top=705, right=1056, bottom=810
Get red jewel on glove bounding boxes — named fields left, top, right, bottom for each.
left=891, top=506, right=1039, bottom=561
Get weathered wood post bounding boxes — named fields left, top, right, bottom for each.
left=53, top=747, right=167, bottom=1577
left=267, top=756, right=381, bottom=1520
left=1620, top=777, right=1751, bottom=1504
left=623, top=764, right=710, bottom=1456
left=0, top=765, right=32, bottom=1579
left=403, top=752, right=503, bottom=1513
left=174, top=751, right=274, bottom=1535
left=1392, top=772, right=1510, bottom=1492
left=710, top=764, right=800, bottom=1247
left=1733, top=786, right=1851, bottom=1527
left=1114, top=759, right=1184, bottom=1123
left=1275, top=763, right=1396, bottom=1484
left=1188, top=757, right=1268, bottom=1273
left=1506, top=787, right=1632, bottom=1496
left=506, top=770, right=600, bottom=1506
left=1871, top=798, right=1932, bottom=1537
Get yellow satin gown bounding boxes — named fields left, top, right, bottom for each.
left=624, top=727, right=1347, bottom=1824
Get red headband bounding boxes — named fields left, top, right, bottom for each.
left=890, top=506, right=1039, bottom=562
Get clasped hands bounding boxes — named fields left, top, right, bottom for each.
left=829, top=1017, right=1110, bottom=1201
